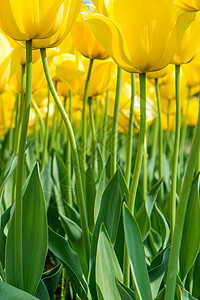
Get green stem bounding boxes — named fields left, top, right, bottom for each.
left=0, top=95, right=6, bottom=135
left=170, top=65, right=181, bottom=238
left=155, top=79, right=164, bottom=203
left=165, top=78, right=200, bottom=300
left=61, top=268, right=66, bottom=300
left=149, top=118, right=158, bottom=187
left=49, top=82, right=58, bottom=152
left=66, top=90, right=72, bottom=205
left=13, top=93, right=20, bottom=154
left=125, top=73, right=135, bottom=187
left=81, top=58, right=94, bottom=193
left=40, top=48, right=90, bottom=264
left=14, top=40, right=32, bottom=289
left=41, top=89, right=50, bottom=170
left=128, top=73, right=146, bottom=213
left=89, top=97, right=96, bottom=171
left=143, top=135, right=147, bottom=201
left=31, top=98, right=45, bottom=147
left=102, top=88, right=110, bottom=161
left=123, top=73, right=146, bottom=286
left=111, top=67, right=122, bottom=177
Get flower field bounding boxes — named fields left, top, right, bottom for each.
left=0, top=0, right=200, bottom=299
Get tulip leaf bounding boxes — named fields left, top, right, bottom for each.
left=123, top=204, right=153, bottom=300
left=175, top=285, right=198, bottom=300
left=64, top=202, right=81, bottom=227
left=96, top=224, right=122, bottom=300
left=0, top=280, right=39, bottom=299
left=59, top=213, right=88, bottom=277
left=5, top=163, right=48, bottom=294
left=41, top=158, right=53, bottom=209
left=34, top=280, right=50, bottom=300
left=48, top=227, right=90, bottom=300
left=154, top=287, right=166, bottom=300
left=0, top=206, right=12, bottom=268
left=86, top=164, right=96, bottom=232
left=42, top=264, right=62, bottom=300
left=148, top=247, right=170, bottom=298
left=135, top=201, right=151, bottom=241
left=146, top=179, right=163, bottom=217
left=192, top=253, right=200, bottom=299
left=180, top=175, right=200, bottom=280
left=89, top=170, right=122, bottom=297
left=116, top=279, right=136, bottom=300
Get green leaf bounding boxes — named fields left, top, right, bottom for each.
left=96, top=224, right=122, bottom=300
left=34, top=280, right=50, bottom=300
left=116, top=279, right=136, bottom=300
left=86, top=164, right=96, bottom=232
left=148, top=247, right=170, bottom=298
left=123, top=204, right=153, bottom=300
left=180, top=175, right=200, bottom=280
left=146, top=179, right=163, bottom=217
left=41, top=158, right=53, bottom=209
left=89, top=170, right=122, bottom=298
left=42, top=264, right=63, bottom=300
left=175, top=285, right=198, bottom=300
left=0, top=206, right=12, bottom=268
left=59, top=213, right=88, bottom=277
left=5, top=164, right=48, bottom=294
left=0, top=280, right=39, bottom=299
left=48, top=227, right=90, bottom=300
left=154, top=287, right=166, bottom=300
left=135, top=202, right=151, bottom=241
left=192, top=252, right=200, bottom=298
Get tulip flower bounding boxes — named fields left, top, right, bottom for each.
left=71, top=4, right=109, bottom=60
left=84, top=0, right=195, bottom=73
left=172, top=12, right=200, bottom=65
left=173, top=0, right=200, bottom=11
left=55, top=54, right=116, bottom=98
left=182, top=97, right=199, bottom=126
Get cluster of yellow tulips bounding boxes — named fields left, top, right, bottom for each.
left=1, top=0, right=200, bottom=300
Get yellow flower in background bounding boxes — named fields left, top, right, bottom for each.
left=172, top=12, right=200, bottom=65
left=173, top=0, right=200, bottom=11
left=55, top=54, right=117, bottom=98
left=0, top=0, right=66, bottom=41
left=182, top=52, right=200, bottom=87
left=0, top=90, right=16, bottom=135
left=182, top=96, right=199, bottom=126
left=10, top=59, right=46, bottom=94
left=83, top=0, right=195, bottom=73
left=71, top=4, right=109, bottom=60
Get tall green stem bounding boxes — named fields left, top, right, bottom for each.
left=165, top=82, right=200, bottom=300
left=40, top=48, right=90, bottom=264
left=89, top=97, right=96, bottom=172
left=123, top=73, right=146, bottom=286
left=111, top=67, right=122, bottom=177
left=125, top=73, right=135, bottom=187
left=41, top=89, right=50, bottom=170
left=14, top=40, right=32, bottom=288
left=128, top=73, right=146, bottom=213
left=102, top=88, right=110, bottom=161
left=155, top=79, right=164, bottom=203
left=66, top=90, right=72, bottom=205
left=143, top=135, right=147, bottom=201
left=81, top=58, right=94, bottom=193
left=170, top=65, right=181, bottom=238
left=31, top=98, right=45, bottom=147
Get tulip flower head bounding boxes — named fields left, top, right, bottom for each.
left=83, top=0, right=195, bottom=73
left=173, top=0, right=200, bottom=11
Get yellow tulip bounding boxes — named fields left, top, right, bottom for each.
left=0, top=90, right=16, bottom=135
left=71, top=4, right=109, bottom=60
left=0, top=0, right=66, bottom=41
left=55, top=54, right=117, bottom=98
left=83, top=0, right=195, bottom=73
left=182, top=97, right=199, bottom=126
left=182, top=52, right=200, bottom=87
left=173, top=0, right=200, bottom=11
left=172, top=12, right=200, bottom=65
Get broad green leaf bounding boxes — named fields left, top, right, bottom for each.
left=48, top=227, right=90, bottom=300
left=6, top=164, right=48, bottom=294
left=0, top=280, right=39, bottom=299
left=192, top=252, right=200, bottom=299
left=116, top=279, right=136, bottom=300
left=42, top=264, right=62, bottom=300
left=0, top=154, right=17, bottom=201
left=89, top=170, right=122, bottom=298
left=146, top=179, right=163, bottom=217
left=180, top=175, right=200, bottom=280
left=123, top=204, right=153, bottom=300
left=34, top=280, right=50, bottom=300
left=94, top=155, right=111, bottom=221
left=41, top=159, right=53, bottom=209
left=135, top=202, right=151, bottom=241
left=148, top=247, right=170, bottom=298
left=154, top=287, right=166, bottom=300
left=59, top=213, right=88, bottom=277
left=96, top=225, right=122, bottom=300
left=0, top=206, right=11, bottom=268
left=175, top=285, right=198, bottom=300
left=26, top=147, right=37, bottom=173
left=86, top=164, right=96, bottom=232
left=65, top=202, right=81, bottom=227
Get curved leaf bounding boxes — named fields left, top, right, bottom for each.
left=0, top=280, right=38, bottom=300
